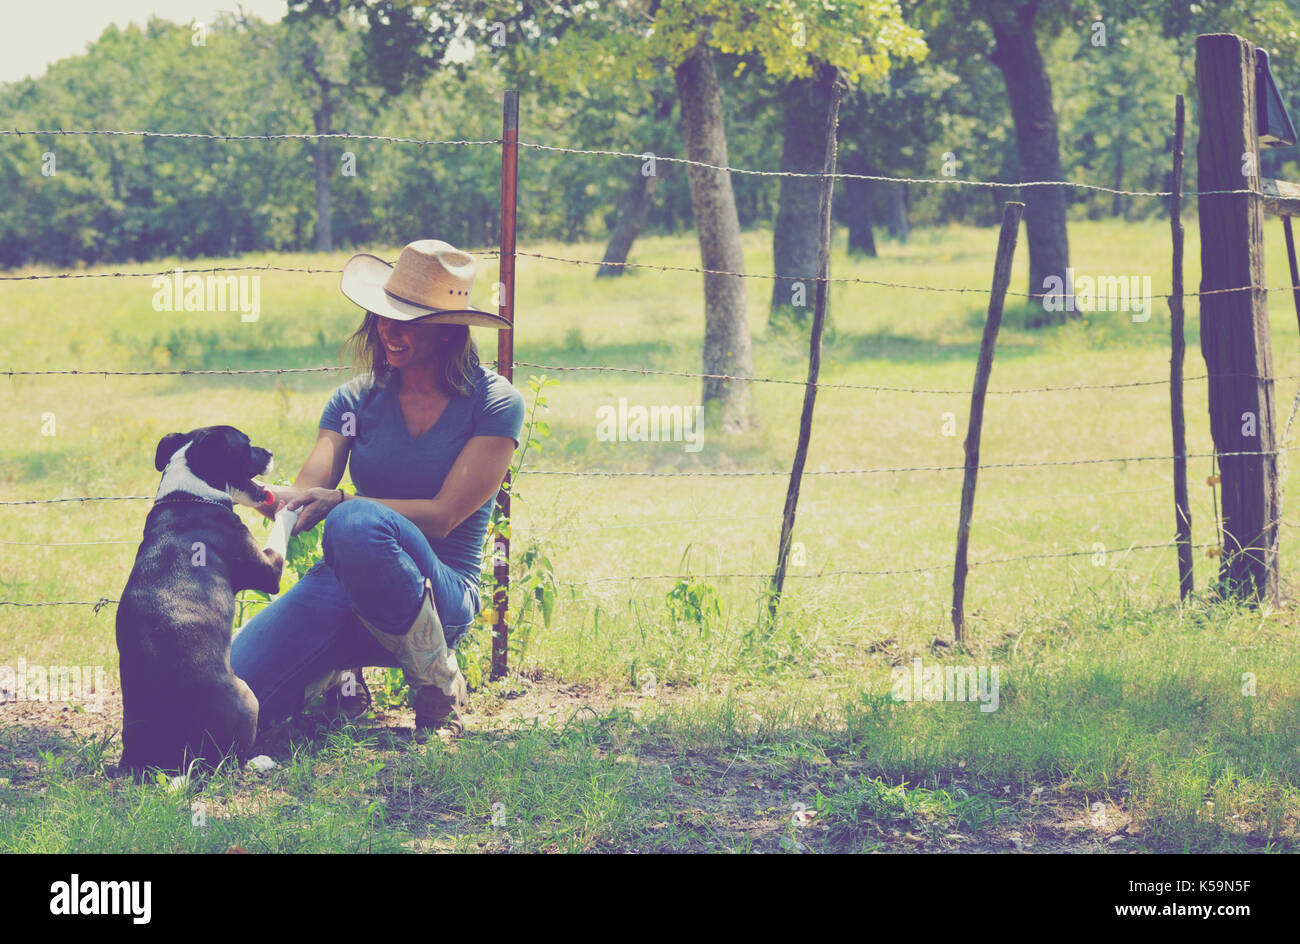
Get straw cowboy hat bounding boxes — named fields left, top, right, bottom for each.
left=340, top=239, right=511, bottom=329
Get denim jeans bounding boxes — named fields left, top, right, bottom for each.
left=230, top=497, right=479, bottom=726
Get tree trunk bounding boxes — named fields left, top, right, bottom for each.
left=840, top=150, right=877, bottom=256
left=771, top=67, right=834, bottom=324
left=674, top=40, right=754, bottom=432
left=312, top=79, right=333, bottom=253
left=884, top=182, right=910, bottom=242
left=597, top=169, right=660, bottom=277
left=597, top=92, right=674, bottom=277
left=987, top=4, right=1070, bottom=317
left=1112, top=137, right=1125, bottom=217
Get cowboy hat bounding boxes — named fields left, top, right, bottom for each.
left=340, top=239, right=511, bottom=330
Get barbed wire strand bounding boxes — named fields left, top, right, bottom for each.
left=0, top=538, right=1220, bottom=606
left=529, top=482, right=1176, bottom=537
left=514, top=250, right=1291, bottom=300
left=3, top=245, right=1292, bottom=304
left=0, top=483, right=1180, bottom=548
left=0, top=128, right=1254, bottom=197
left=7, top=362, right=1298, bottom=398
left=4, top=448, right=1292, bottom=507
left=0, top=129, right=497, bottom=147
left=520, top=446, right=1300, bottom=478
left=19, top=513, right=1300, bottom=600
left=562, top=498, right=1300, bottom=585
left=513, top=361, right=1300, bottom=395
left=0, top=251, right=501, bottom=282
left=514, top=140, right=1251, bottom=198
left=520, top=539, right=1216, bottom=586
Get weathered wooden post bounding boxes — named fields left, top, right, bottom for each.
left=951, top=201, right=1024, bottom=643
left=768, top=70, right=842, bottom=626
left=1169, top=94, right=1194, bottom=601
left=1196, top=33, right=1279, bottom=604
left=493, top=89, right=519, bottom=678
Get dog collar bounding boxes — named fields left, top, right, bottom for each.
left=153, top=492, right=235, bottom=510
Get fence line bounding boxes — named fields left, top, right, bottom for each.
left=522, top=447, right=1298, bottom=478
left=0, top=538, right=136, bottom=546
left=8, top=362, right=1299, bottom=398
left=530, top=481, right=1174, bottom=534
left=3, top=367, right=351, bottom=377
left=515, top=250, right=1296, bottom=300
left=563, top=541, right=1211, bottom=585
left=565, top=499, right=1300, bottom=586
left=0, top=126, right=1254, bottom=197
left=12, top=486, right=1297, bottom=601
left=0, top=483, right=1179, bottom=549
left=0, top=252, right=502, bottom=281
left=7, top=244, right=1289, bottom=302
left=4, top=118, right=1296, bottom=620
left=511, top=361, right=1300, bottom=395
left=0, top=537, right=1227, bottom=607
left=513, top=140, right=1254, bottom=198
left=0, top=129, right=497, bottom=147
left=1, top=448, right=1287, bottom=507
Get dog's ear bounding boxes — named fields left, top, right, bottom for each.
left=154, top=432, right=192, bottom=471
left=184, top=429, right=221, bottom=480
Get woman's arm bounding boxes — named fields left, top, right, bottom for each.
left=286, top=435, right=515, bottom=542
left=294, top=428, right=351, bottom=492
left=363, top=435, right=516, bottom=543
left=255, top=428, right=351, bottom=520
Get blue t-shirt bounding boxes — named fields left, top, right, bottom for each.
left=319, top=362, right=525, bottom=593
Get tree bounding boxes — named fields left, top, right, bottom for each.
left=831, top=60, right=968, bottom=256
left=770, top=63, right=838, bottom=323
left=764, top=8, right=927, bottom=326
left=837, top=148, right=877, bottom=257
left=284, top=3, right=400, bottom=252
left=538, top=0, right=924, bottom=428
left=978, top=0, right=1070, bottom=312
left=598, top=88, right=675, bottom=277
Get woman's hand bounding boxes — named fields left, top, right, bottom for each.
left=253, top=484, right=305, bottom=520
left=284, top=487, right=346, bottom=536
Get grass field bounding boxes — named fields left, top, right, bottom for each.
left=4, top=218, right=1300, bottom=852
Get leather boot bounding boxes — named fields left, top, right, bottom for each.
left=355, top=577, right=466, bottom=733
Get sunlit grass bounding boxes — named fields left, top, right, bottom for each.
left=4, top=217, right=1300, bottom=851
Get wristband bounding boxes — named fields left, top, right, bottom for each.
left=337, top=488, right=346, bottom=503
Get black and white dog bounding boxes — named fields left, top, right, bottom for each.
left=115, top=425, right=295, bottom=777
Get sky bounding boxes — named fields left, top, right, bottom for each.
left=0, top=1, right=290, bottom=83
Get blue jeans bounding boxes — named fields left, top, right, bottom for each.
left=231, top=498, right=479, bottom=726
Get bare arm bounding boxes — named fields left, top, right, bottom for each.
left=365, top=435, right=516, bottom=542
left=255, top=428, right=351, bottom=519
left=294, top=428, right=351, bottom=491
left=286, top=435, right=515, bottom=543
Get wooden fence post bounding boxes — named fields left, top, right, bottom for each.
left=1195, top=33, right=1280, bottom=604
left=768, top=69, right=842, bottom=625
left=493, top=89, right=519, bottom=679
left=1169, top=94, right=1194, bottom=600
left=951, top=202, right=1024, bottom=643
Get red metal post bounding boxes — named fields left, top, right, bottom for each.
left=492, top=89, right=519, bottom=680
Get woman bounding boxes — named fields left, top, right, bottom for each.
left=231, top=239, right=523, bottom=734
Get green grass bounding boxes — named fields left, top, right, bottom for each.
left=4, top=218, right=1300, bottom=852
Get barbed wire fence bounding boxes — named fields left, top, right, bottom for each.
left=4, top=123, right=1300, bottom=636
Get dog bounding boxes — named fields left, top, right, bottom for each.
left=115, top=425, right=290, bottom=777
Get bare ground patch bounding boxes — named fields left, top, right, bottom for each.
left=0, top=671, right=1178, bottom=853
